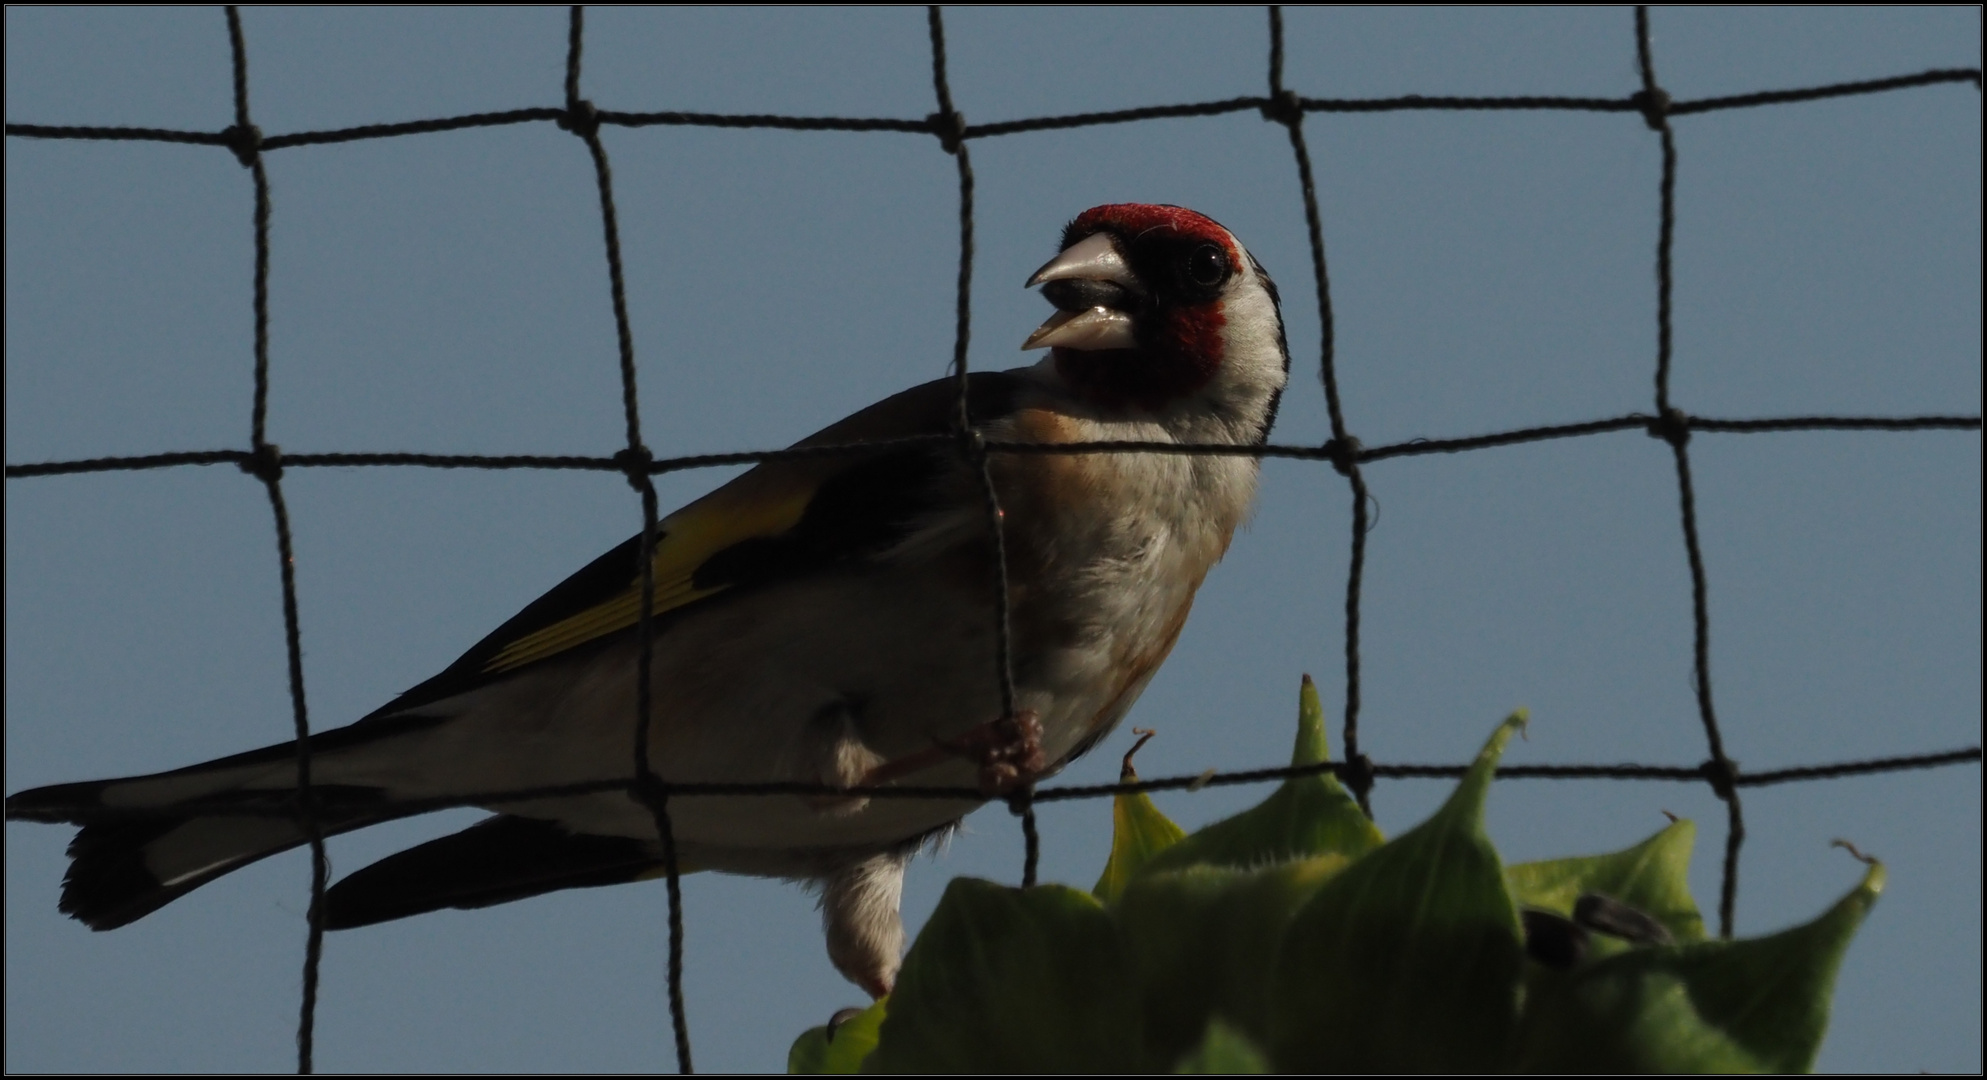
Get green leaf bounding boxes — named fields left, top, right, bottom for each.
left=1508, top=818, right=1707, bottom=943
left=1513, top=956, right=1771, bottom=1072
left=867, top=880, right=1140, bottom=1073
left=1290, top=672, right=1330, bottom=766
left=1093, top=736, right=1189, bottom=905
left=786, top=999, right=886, bottom=1074
left=1142, top=676, right=1382, bottom=876
left=1172, top=1017, right=1272, bottom=1073
left=787, top=1026, right=831, bottom=1074
left=1115, top=856, right=1351, bottom=1063
left=1268, top=711, right=1530, bottom=1072
left=1512, top=859, right=1884, bottom=1072
left=1672, top=858, right=1884, bottom=1071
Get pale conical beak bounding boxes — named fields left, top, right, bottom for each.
left=1025, top=231, right=1134, bottom=289
left=1022, top=307, right=1136, bottom=351
left=1022, top=232, right=1140, bottom=351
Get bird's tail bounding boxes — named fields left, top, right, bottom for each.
left=5, top=714, right=448, bottom=929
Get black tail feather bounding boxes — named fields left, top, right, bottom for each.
left=6, top=779, right=123, bottom=825
left=325, top=815, right=662, bottom=930
left=10, top=711, right=458, bottom=928
left=52, top=796, right=400, bottom=931
left=58, top=817, right=198, bottom=930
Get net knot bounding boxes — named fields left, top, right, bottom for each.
left=1631, top=87, right=1673, bottom=132
left=1646, top=406, right=1691, bottom=448
left=1700, top=756, right=1741, bottom=800
left=239, top=442, right=284, bottom=483
left=612, top=445, right=654, bottom=491
left=222, top=123, right=263, bottom=169
left=632, top=769, right=674, bottom=810
left=558, top=98, right=602, bottom=139
left=1321, top=435, right=1362, bottom=476
left=1259, top=89, right=1304, bottom=128
left=1341, top=752, right=1377, bottom=799
left=954, top=423, right=987, bottom=460
left=927, top=109, right=967, bottom=154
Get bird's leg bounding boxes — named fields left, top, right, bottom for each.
left=857, top=710, right=1046, bottom=797
left=818, top=850, right=909, bottom=999
left=799, top=699, right=885, bottom=816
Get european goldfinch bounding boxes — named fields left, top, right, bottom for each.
left=6, top=203, right=1291, bottom=996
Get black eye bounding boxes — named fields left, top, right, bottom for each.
left=1183, top=244, right=1228, bottom=289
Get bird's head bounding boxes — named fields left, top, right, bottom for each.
left=1023, top=203, right=1289, bottom=438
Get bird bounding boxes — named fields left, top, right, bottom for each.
left=6, top=203, right=1291, bottom=997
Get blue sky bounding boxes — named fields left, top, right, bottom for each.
left=6, top=7, right=1979, bottom=1072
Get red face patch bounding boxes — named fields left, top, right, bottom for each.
left=1053, top=204, right=1241, bottom=413
left=1066, top=204, right=1241, bottom=269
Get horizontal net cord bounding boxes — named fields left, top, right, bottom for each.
left=6, top=5, right=1979, bottom=1071
left=22, top=744, right=1977, bottom=822
left=8, top=413, right=1978, bottom=479
left=5, top=66, right=1977, bottom=150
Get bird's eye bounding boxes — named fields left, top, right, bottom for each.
left=1184, top=244, right=1228, bottom=289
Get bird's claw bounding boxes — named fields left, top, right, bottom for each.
left=854, top=709, right=1046, bottom=796
left=942, top=709, right=1045, bottom=797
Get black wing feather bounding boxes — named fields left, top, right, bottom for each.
left=370, top=371, right=1028, bottom=717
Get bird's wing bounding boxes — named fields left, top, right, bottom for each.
left=372, top=370, right=1031, bottom=719
left=1, top=372, right=1034, bottom=928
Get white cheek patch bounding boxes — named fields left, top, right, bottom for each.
left=1215, top=256, right=1290, bottom=392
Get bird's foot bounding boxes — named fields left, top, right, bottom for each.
left=942, top=709, right=1046, bottom=797
left=855, top=710, right=1046, bottom=796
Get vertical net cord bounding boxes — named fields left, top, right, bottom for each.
left=1267, top=7, right=1376, bottom=816
left=925, top=7, right=1037, bottom=888
left=1634, top=5, right=1745, bottom=940
left=218, top=8, right=328, bottom=1073
left=560, top=7, right=693, bottom=1071
left=5, top=10, right=1979, bottom=1070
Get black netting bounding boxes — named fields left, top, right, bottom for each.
left=5, top=6, right=1978, bottom=1073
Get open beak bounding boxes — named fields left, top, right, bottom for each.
left=1022, top=232, right=1140, bottom=351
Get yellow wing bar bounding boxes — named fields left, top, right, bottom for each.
left=481, top=485, right=813, bottom=675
